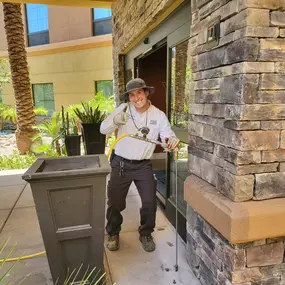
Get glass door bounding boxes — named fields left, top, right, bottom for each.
left=168, top=39, right=191, bottom=216
left=166, top=38, right=191, bottom=241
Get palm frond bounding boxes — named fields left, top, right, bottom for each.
left=62, top=265, right=108, bottom=285
left=0, top=239, right=29, bottom=284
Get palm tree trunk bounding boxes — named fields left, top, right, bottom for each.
left=2, top=2, right=36, bottom=154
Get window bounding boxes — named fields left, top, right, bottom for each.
left=32, top=84, right=55, bottom=116
left=93, top=8, right=112, bottom=36
left=26, top=4, right=49, bottom=47
left=95, top=80, right=113, bottom=97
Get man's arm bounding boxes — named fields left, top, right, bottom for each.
left=159, top=112, right=180, bottom=149
left=100, top=103, right=128, bottom=135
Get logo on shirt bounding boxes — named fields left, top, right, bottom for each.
left=150, top=120, right=157, bottom=125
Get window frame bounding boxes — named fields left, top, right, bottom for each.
left=25, top=4, right=50, bottom=47
left=92, top=8, right=112, bottom=36
left=95, top=80, right=114, bottom=97
left=32, top=83, right=55, bottom=116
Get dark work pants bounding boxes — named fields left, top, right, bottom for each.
left=106, top=155, right=157, bottom=237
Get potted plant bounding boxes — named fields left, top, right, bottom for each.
left=74, top=102, right=106, bottom=155
left=61, top=106, right=81, bottom=157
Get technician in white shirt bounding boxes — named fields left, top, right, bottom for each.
left=100, top=78, right=179, bottom=252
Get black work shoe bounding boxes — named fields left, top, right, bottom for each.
left=107, top=235, right=120, bottom=251
left=139, top=235, right=156, bottom=252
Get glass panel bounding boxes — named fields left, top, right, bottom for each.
left=93, top=19, right=112, bottom=35
left=26, top=4, right=49, bottom=33
left=170, top=40, right=191, bottom=129
left=96, top=80, right=113, bottom=97
left=93, top=8, right=112, bottom=20
left=35, top=100, right=45, bottom=109
left=33, top=83, right=54, bottom=116
left=26, top=4, right=49, bottom=46
left=167, top=39, right=190, bottom=218
left=43, top=83, right=54, bottom=100
left=168, top=142, right=188, bottom=216
left=43, top=101, right=55, bottom=116
left=28, top=31, right=49, bottom=47
left=32, top=84, right=44, bottom=101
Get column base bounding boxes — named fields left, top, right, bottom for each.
left=184, top=175, right=285, bottom=285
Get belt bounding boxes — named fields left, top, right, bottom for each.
left=114, top=154, right=150, bottom=164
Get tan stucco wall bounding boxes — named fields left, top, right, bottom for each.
left=0, top=3, right=104, bottom=50
left=1, top=36, right=113, bottom=111
left=0, top=4, right=7, bottom=51
left=48, top=6, right=93, bottom=43
left=0, top=3, right=32, bottom=50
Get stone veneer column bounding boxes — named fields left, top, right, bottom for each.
left=185, top=0, right=285, bottom=284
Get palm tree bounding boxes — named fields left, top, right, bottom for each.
left=2, top=2, right=36, bottom=154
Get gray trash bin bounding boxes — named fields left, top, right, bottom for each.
left=22, top=155, right=111, bottom=285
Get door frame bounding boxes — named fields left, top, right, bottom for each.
left=165, top=22, right=191, bottom=243
left=123, top=0, right=192, bottom=242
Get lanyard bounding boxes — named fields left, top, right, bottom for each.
left=128, top=102, right=149, bottom=135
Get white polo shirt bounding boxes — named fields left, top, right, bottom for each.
left=100, top=102, right=176, bottom=160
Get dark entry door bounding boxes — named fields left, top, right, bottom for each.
left=135, top=44, right=168, bottom=202
left=135, top=43, right=167, bottom=113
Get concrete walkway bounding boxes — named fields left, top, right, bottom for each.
left=0, top=169, right=200, bottom=285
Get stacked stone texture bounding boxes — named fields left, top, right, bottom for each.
left=187, top=0, right=285, bottom=284
left=187, top=205, right=285, bottom=285
left=188, top=0, right=285, bottom=202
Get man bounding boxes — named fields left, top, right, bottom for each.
left=100, top=78, right=179, bottom=252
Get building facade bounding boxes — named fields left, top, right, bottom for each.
left=0, top=3, right=113, bottom=114
left=112, top=0, right=285, bottom=284
left=1, top=0, right=285, bottom=283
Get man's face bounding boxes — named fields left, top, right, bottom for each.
left=128, top=88, right=149, bottom=110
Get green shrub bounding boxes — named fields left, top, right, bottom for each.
left=0, top=151, right=36, bottom=170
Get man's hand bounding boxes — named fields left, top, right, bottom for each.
left=113, top=110, right=130, bottom=126
left=165, top=136, right=180, bottom=150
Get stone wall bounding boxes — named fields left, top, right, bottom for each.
left=186, top=0, right=285, bottom=284
left=188, top=0, right=285, bottom=203
left=187, top=204, right=285, bottom=285
left=112, top=0, right=182, bottom=101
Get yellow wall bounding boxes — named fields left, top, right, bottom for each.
left=1, top=37, right=113, bottom=111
